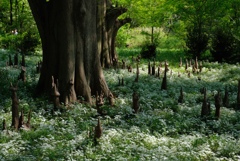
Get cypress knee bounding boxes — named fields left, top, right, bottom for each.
left=25, top=110, right=32, bottom=129
left=179, top=57, right=182, bottom=67
left=201, top=88, right=210, bottom=118
left=178, top=87, right=184, bottom=103
left=2, top=119, right=6, bottom=131
left=185, top=59, right=188, bottom=70
left=161, top=65, right=167, bottom=90
left=19, top=109, right=24, bottom=129
left=152, top=61, right=155, bottom=75
left=10, top=83, right=19, bottom=130
left=132, top=92, right=140, bottom=113
left=215, top=91, right=222, bottom=120
left=148, top=61, right=151, bottom=75
left=95, top=118, right=102, bottom=139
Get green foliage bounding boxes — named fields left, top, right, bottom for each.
left=1, top=30, right=40, bottom=54
left=19, top=31, right=40, bottom=54
left=116, top=24, right=131, bottom=48
left=0, top=0, right=40, bottom=54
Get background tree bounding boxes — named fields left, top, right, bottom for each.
left=97, top=0, right=131, bottom=68
left=170, top=0, right=240, bottom=61
left=0, top=0, right=40, bottom=53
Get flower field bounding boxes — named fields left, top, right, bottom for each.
left=0, top=49, right=240, bottom=160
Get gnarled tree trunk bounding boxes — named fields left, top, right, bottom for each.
left=28, top=0, right=109, bottom=104
left=97, top=0, right=131, bottom=68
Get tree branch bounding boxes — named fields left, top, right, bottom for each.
left=106, top=6, right=127, bottom=30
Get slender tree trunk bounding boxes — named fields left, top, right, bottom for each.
left=10, top=0, right=13, bottom=25
left=28, top=0, right=109, bottom=104
left=151, top=26, right=154, bottom=44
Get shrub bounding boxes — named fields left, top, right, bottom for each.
left=185, top=24, right=209, bottom=59
left=211, top=28, right=235, bottom=63
left=140, top=43, right=157, bottom=59
left=18, top=31, right=40, bottom=54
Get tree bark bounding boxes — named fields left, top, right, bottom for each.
left=97, top=0, right=130, bottom=68
left=28, top=0, right=109, bottom=104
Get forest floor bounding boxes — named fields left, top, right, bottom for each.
left=0, top=48, right=240, bottom=160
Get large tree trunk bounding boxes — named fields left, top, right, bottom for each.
left=28, top=0, right=109, bottom=104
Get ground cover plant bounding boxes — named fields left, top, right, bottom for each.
left=1, top=48, right=240, bottom=160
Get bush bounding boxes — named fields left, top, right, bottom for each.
left=19, top=31, right=40, bottom=54
left=140, top=43, right=157, bottom=59
left=211, top=28, right=235, bottom=63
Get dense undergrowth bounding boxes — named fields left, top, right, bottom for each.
left=0, top=48, right=240, bottom=160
